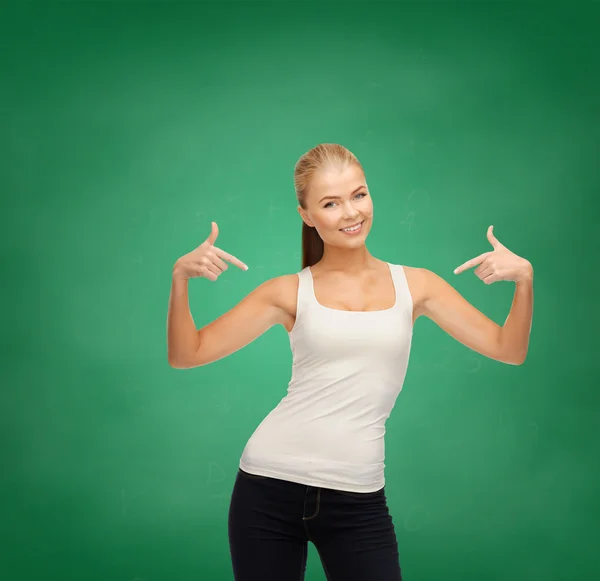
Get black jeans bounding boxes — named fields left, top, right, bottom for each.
left=228, top=468, right=403, bottom=581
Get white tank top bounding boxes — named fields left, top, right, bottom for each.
left=239, top=262, right=414, bottom=493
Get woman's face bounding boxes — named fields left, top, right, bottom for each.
left=298, top=164, right=373, bottom=248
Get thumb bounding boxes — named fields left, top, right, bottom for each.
left=487, top=225, right=501, bottom=249
left=206, top=221, right=219, bottom=245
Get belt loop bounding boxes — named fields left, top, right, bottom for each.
left=302, top=487, right=321, bottom=521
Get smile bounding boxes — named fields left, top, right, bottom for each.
left=340, top=220, right=364, bottom=235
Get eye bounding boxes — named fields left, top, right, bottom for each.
left=323, top=192, right=366, bottom=209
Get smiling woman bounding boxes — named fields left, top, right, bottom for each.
left=167, top=142, right=534, bottom=581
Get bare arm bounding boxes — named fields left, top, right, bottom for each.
left=417, top=224, right=534, bottom=365
left=417, top=269, right=510, bottom=363
left=167, top=220, right=261, bottom=368
left=167, top=274, right=201, bottom=368
left=419, top=268, right=533, bottom=365
left=498, top=275, right=534, bottom=365
left=167, top=273, right=292, bottom=369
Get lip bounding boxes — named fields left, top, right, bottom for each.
left=340, top=220, right=364, bottom=235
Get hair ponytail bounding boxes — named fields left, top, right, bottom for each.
left=301, top=222, right=324, bottom=269
left=294, top=143, right=364, bottom=269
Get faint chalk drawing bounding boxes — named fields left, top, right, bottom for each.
left=399, top=188, right=431, bottom=231
left=226, top=193, right=242, bottom=204
left=403, top=504, right=431, bottom=531
left=407, top=188, right=431, bottom=208
left=206, top=461, right=226, bottom=487
left=464, top=357, right=482, bottom=374
left=206, top=461, right=230, bottom=502
left=400, top=211, right=416, bottom=232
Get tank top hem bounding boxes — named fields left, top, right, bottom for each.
left=238, top=459, right=385, bottom=493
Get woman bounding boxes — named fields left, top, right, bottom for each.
left=167, top=143, right=534, bottom=581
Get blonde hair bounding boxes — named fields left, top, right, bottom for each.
left=293, top=143, right=365, bottom=268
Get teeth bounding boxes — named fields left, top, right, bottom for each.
left=342, top=222, right=362, bottom=232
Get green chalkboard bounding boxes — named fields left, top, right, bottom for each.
left=2, top=1, right=598, bottom=580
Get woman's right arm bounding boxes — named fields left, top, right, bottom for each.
left=167, top=273, right=290, bottom=369
left=166, top=221, right=292, bottom=369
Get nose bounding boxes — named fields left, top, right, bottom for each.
left=342, top=201, right=360, bottom=220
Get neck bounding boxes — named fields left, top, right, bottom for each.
left=316, top=244, right=377, bottom=273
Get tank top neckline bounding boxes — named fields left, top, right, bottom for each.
left=305, top=262, right=399, bottom=314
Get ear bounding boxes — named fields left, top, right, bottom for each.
left=297, top=205, right=315, bottom=228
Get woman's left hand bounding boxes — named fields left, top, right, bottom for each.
left=453, top=225, right=533, bottom=284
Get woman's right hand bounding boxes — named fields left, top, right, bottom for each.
left=173, top=222, right=249, bottom=282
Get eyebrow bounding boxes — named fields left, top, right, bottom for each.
left=318, top=185, right=366, bottom=204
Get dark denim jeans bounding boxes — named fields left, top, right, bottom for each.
left=228, top=468, right=403, bottom=581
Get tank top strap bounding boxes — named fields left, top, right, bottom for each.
left=387, top=263, right=413, bottom=312
left=295, top=267, right=315, bottom=314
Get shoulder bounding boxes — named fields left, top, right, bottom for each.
left=397, top=265, right=448, bottom=319
left=262, top=273, right=300, bottom=303
left=403, top=264, right=450, bottom=292
left=254, top=272, right=299, bottom=326
left=391, top=264, right=428, bottom=286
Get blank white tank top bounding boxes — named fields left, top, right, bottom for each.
left=239, top=262, right=414, bottom=493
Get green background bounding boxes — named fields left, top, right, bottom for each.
left=2, top=1, right=598, bottom=580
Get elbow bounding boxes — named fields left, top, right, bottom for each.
left=168, top=359, right=201, bottom=369
left=168, top=356, right=188, bottom=369
left=167, top=352, right=195, bottom=369
left=497, top=331, right=528, bottom=366
left=168, top=340, right=203, bottom=369
left=168, top=352, right=206, bottom=369
left=506, top=351, right=527, bottom=366
left=514, top=353, right=527, bottom=366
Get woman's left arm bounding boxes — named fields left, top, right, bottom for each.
left=419, top=225, right=534, bottom=365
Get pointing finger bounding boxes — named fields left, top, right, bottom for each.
left=454, top=252, right=490, bottom=274
left=214, top=246, right=249, bottom=271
